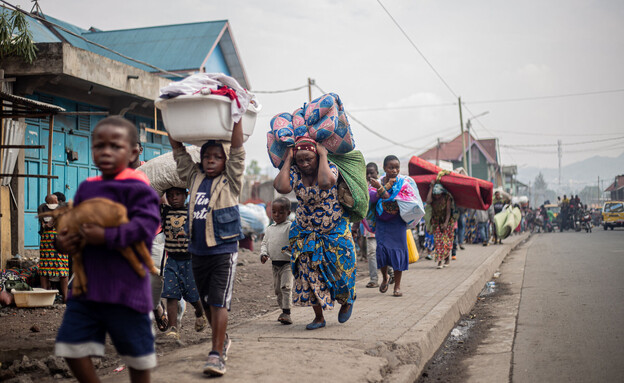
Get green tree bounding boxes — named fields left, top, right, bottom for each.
left=0, top=9, right=37, bottom=64
left=246, top=159, right=261, bottom=176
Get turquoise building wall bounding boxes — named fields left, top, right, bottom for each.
left=23, top=93, right=170, bottom=249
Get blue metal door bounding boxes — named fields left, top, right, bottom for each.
left=65, top=132, right=91, bottom=201
left=143, top=144, right=162, bottom=161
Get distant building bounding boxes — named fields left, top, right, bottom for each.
left=0, top=8, right=250, bottom=262
left=417, top=132, right=503, bottom=186
left=605, top=175, right=624, bottom=201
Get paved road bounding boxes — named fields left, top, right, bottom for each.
left=512, top=229, right=624, bottom=382
left=100, top=235, right=528, bottom=382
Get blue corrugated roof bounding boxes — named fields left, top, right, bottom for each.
left=84, top=21, right=227, bottom=72
left=19, top=11, right=248, bottom=87
left=38, top=14, right=91, bottom=50
left=0, top=8, right=59, bottom=43
left=30, top=14, right=228, bottom=74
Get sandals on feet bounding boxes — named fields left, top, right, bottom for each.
left=366, top=281, right=379, bottom=288
left=393, top=290, right=403, bottom=297
left=379, top=282, right=389, bottom=293
left=195, top=315, right=207, bottom=332
left=156, top=312, right=169, bottom=332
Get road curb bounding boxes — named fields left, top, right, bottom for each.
left=386, top=233, right=530, bottom=383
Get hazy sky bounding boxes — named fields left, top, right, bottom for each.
left=11, top=0, right=624, bottom=172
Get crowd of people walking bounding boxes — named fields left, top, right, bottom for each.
left=20, top=88, right=540, bottom=381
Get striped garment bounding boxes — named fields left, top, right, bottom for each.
left=162, top=206, right=191, bottom=259
left=39, top=229, right=69, bottom=277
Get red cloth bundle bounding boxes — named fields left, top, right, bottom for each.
left=408, top=156, right=493, bottom=210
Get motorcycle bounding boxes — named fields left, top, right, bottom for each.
left=574, top=210, right=582, bottom=232
left=582, top=212, right=592, bottom=233
left=534, top=215, right=543, bottom=233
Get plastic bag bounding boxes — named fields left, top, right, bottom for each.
left=239, top=204, right=270, bottom=235
left=137, top=146, right=201, bottom=195
left=407, top=230, right=419, bottom=264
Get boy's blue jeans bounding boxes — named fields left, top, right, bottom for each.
left=477, top=222, right=489, bottom=244
left=457, top=212, right=466, bottom=244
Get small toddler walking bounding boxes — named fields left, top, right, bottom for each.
left=160, top=187, right=207, bottom=340
left=260, top=197, right=294, bottom=325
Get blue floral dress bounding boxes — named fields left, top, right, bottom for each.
left=289, top=163, right=357, bottom=309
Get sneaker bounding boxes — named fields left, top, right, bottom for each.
left=165, top=326, right=179, bottom=340
left=203, top=354, right=226, bottom=376
left=482, top=242, right=489, bottom=247
left=278, top=312, right=293, bottom=325
left=452, top=256, right=457, bottom=260
left=222, top=334, right=232, bottom=361
left=459, top=245, right=465, bottom=250
left=195, top=315, right=207, bottom=332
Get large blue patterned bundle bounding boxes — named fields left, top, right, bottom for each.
left=267, top=93, right=355, bottom=168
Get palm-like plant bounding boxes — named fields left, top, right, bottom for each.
left=0, top=8, right=37, bottom=64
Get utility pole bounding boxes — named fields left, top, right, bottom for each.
left=307, top=78, right=314, bottom=102
left=466, top=119, right=472, bottom=177
left=436, top=138, right=441, bottom=166
left=597, top=175, right=600, bottom=206
left=557, top=139, right=562, bottom=188
left=459, top=97, right=467, bottom=171
left=496, top=138, right=503, bottom=188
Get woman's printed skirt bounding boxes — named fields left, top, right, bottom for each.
left=433, top=223, right=455, bottom=262
left=39, top=229, right=69, bottom=278
left=290, top=217, right=357, bottom=309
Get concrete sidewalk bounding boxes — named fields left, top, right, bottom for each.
left=106, top=233, right=529, bottom=383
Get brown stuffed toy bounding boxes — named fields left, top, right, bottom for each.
left=38, top=197, right=157, bottom=296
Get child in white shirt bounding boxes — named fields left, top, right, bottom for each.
left=260, top=197, right=294, bottom=324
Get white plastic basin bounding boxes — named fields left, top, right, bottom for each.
left=155, top=94, right=260, bottom=146
left=12, top=288, right=58, bottom=307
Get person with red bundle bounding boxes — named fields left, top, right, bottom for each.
left=426, top=180, right=455, bottom=269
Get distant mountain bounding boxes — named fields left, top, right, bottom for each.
left=517, top=152, right=624, bottom=192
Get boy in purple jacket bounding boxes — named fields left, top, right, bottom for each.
left=55, top=116, right=160, bottom=383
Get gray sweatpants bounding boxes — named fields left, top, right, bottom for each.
left=273, top=263, right=293, bottom=310
left=366, top=237, right=378, bottom=283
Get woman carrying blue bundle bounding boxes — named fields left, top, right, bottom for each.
left=273, top=137, right=356, bottom=330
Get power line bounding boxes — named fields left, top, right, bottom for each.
left=565, top=143, right=624, bottom=154
left=348, top=102, right=456, bottom=112
left=364, top=126, right=459, bottom=156
left=399, top=132, right=461, bottom=159
left=502, top=142, right=624, bottom=154
left=254, top=83, right=624, bottom=112
left=467, top=88, right=624, bottom=105
left=502, top=136, right=624, bottom=148
left=254, top=84, right=308, bottom=94
left=320, top=87, right=624, bottom=112
left=346, top=109, right=419, bottom=150
left=328, top=88, right=624, bottom=112
left=313, top=83, right=420, bottom=150
left=377, top=0, right=458, bottom=99
left=0, top=0, right=184, bottom=77
left=487, top=128, right=622, bottom=137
